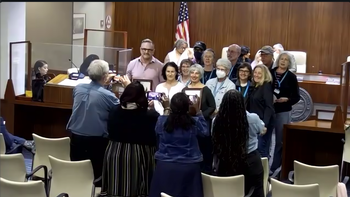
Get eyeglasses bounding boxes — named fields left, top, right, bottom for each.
left=141, top=48, right=154, bottom=52
left=226, top=50, right=239, bottom=54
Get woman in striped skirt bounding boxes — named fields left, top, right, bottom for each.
left=100, top=80, right=159, bottom=197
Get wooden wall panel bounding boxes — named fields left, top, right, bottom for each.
left=113, top=2, right=350, bottom=74
left=114, top=2, right=175, bottom=61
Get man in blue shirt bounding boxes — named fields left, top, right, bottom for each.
left=66, top=59, right=119, bottom=186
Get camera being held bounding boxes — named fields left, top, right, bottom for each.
left=159, top=93, right=201, bottom=116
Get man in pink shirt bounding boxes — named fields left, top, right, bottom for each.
left=126, top=39, right=164, bottom=91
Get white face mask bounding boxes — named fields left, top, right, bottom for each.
left=216, top=70, right=226, bottom=79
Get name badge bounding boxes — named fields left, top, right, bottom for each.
left=274, top=89, right=280, bottom=94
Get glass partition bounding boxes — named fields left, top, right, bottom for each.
left=9, top=41, right=133, bottom=97
left=9, top=42, right=30, bottom=96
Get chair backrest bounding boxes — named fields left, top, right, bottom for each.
left=271, top=178, right=320, bottom=197
left=201, top=173, right=245, bottom=197
left=347, top=56, right=350, bottom=62
left=261, top=157, right=269, bottom=197
left=0, top=153, right=27, bottom=182
left=221, top=47, right=229, bottom=59
left=49, top=155, right=94, bottom=197
left=344, top=128, right=350, bottom=163
left=0, top=133, right=5, bottom=154
left=32, top=133, right=70, bottom=178
left=294, top=160, right=338, bottom=197
left=284, top=51, right=307, bottom=73
left=161, top=192, right=173, bottom=197
left=0, top=177, right=47, bottom=197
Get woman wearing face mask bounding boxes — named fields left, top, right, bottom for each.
left=178, top=59, right=193, bottom=86
left=206, top=58, right=236, bottom=111
left=202, top=49, right=217, bottom=84
left=249, top=64, right=275, bottom=158
left=192, top=41, right=207, bottom=64
left=235, top=62, right=254, bottom=110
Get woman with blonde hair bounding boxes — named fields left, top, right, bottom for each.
left=249, top=64, right=275, bottom=158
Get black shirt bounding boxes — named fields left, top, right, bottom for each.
left=235, top=80, right=254, bottom=111
left=271, top=68, right=301, bottom=113
left=249, top=82, right=275, bottom=126
left=107, top=105, right=159, bottom=146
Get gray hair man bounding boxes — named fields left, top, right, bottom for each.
left=66, top=59, right=119, bottom=187
left=226, top=44, right=242, bottom=82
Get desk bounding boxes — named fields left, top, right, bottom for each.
left=281, top=120, right=349, bottom=180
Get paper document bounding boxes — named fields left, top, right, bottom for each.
left=58, top=78, right=91, bottom=87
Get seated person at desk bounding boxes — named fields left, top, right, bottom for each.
left=32, top=60, right=50, bottom=102
left=79, top=54, right=100, bottom=76
left=0, top=117, right=35, bottom=153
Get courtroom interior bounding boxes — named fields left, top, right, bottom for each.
left=0, top=2, right=350, bottom=197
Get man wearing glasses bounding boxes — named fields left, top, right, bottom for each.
left=226, top=44, right=242, bottom=82
left=126, top=38, right=164, bottom=90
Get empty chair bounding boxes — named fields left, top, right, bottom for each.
left=261, top=157, right=269, bottom=197
left=161, top=192, right=173, bottom=197
left=32, top=133, right=70, bottom=178
left=0, top=153, right=48, bottom=183
left=289, top=160, right=338, bottom=197
left=202, top=173, right=252, bottom=197
left=49, top=155, right=99, bottom=197
left=0, top=177, right=68, bottom=197
left=284, top=51, right=307, bottom=73
left=271, top=178, right=320, bottom=197
left=0, top=133, right=5, bottom=154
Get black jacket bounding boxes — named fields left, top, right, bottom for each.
left=271, top=68, right=300, bottom=113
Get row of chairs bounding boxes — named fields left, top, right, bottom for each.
left=0, top=133, right=101, bottom=197
left=162, top=160, right=347, bottom=197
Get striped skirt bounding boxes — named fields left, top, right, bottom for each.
left=100, top=141, right=156, bottom=197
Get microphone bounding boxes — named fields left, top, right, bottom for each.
left=68, top=59, right=85, bottom=80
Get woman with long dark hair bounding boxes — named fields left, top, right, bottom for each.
left=100, top=81, right=159, bottom=197
left=31, top=60, right=50, bottom=102
left=212, top=89, right=265, bottom=197
left=149, top=92, right=208, bottom=197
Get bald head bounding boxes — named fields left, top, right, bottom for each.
left=227, top=44, right=241, bottom=63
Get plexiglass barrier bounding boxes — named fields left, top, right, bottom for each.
left=9, top=41, right=133, bottom=96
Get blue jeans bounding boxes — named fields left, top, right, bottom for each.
left=270, top=111, right=291, bottom=172
left=0, top=117, right=26, bottom=151
left=258, top=115, right=275, bottom=158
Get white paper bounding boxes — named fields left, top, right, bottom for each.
left=58, top=78, right=91, bottom=87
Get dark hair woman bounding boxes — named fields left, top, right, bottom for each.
left=31, top=60, right=50, bottom=102
left=79, top=54, right=100, bottom=76
left=212, top=89, right=265, bottom=197
left=149, top=92, right=208, bottom=197
left=100, top=81, right=159, bottom=197
left=235, top=62, right=254, bottom=110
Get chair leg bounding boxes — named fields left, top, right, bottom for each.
left=340, top=160, right=344, bottom=182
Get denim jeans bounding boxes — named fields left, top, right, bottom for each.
left=258, top=115, right=275, bottom=158
left=270, top=111, right=291, bottom=172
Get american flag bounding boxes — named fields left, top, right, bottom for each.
left=175, top=2, right=190, bottom=44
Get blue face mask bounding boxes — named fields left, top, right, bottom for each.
left=194, top=51, right=202, bottom=60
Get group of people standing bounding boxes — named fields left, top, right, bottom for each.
left=63, top=38, right=301, bottom=197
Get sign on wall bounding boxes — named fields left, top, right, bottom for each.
left=105, top=15, right=112, bottom=29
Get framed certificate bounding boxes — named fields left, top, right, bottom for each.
left=132, top=79, right=153, bottom=92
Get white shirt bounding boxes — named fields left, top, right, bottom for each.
left=154, top=82, right=185, bottom=115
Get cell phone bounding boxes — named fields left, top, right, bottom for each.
left=147, top=92, right=163, bottom=100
